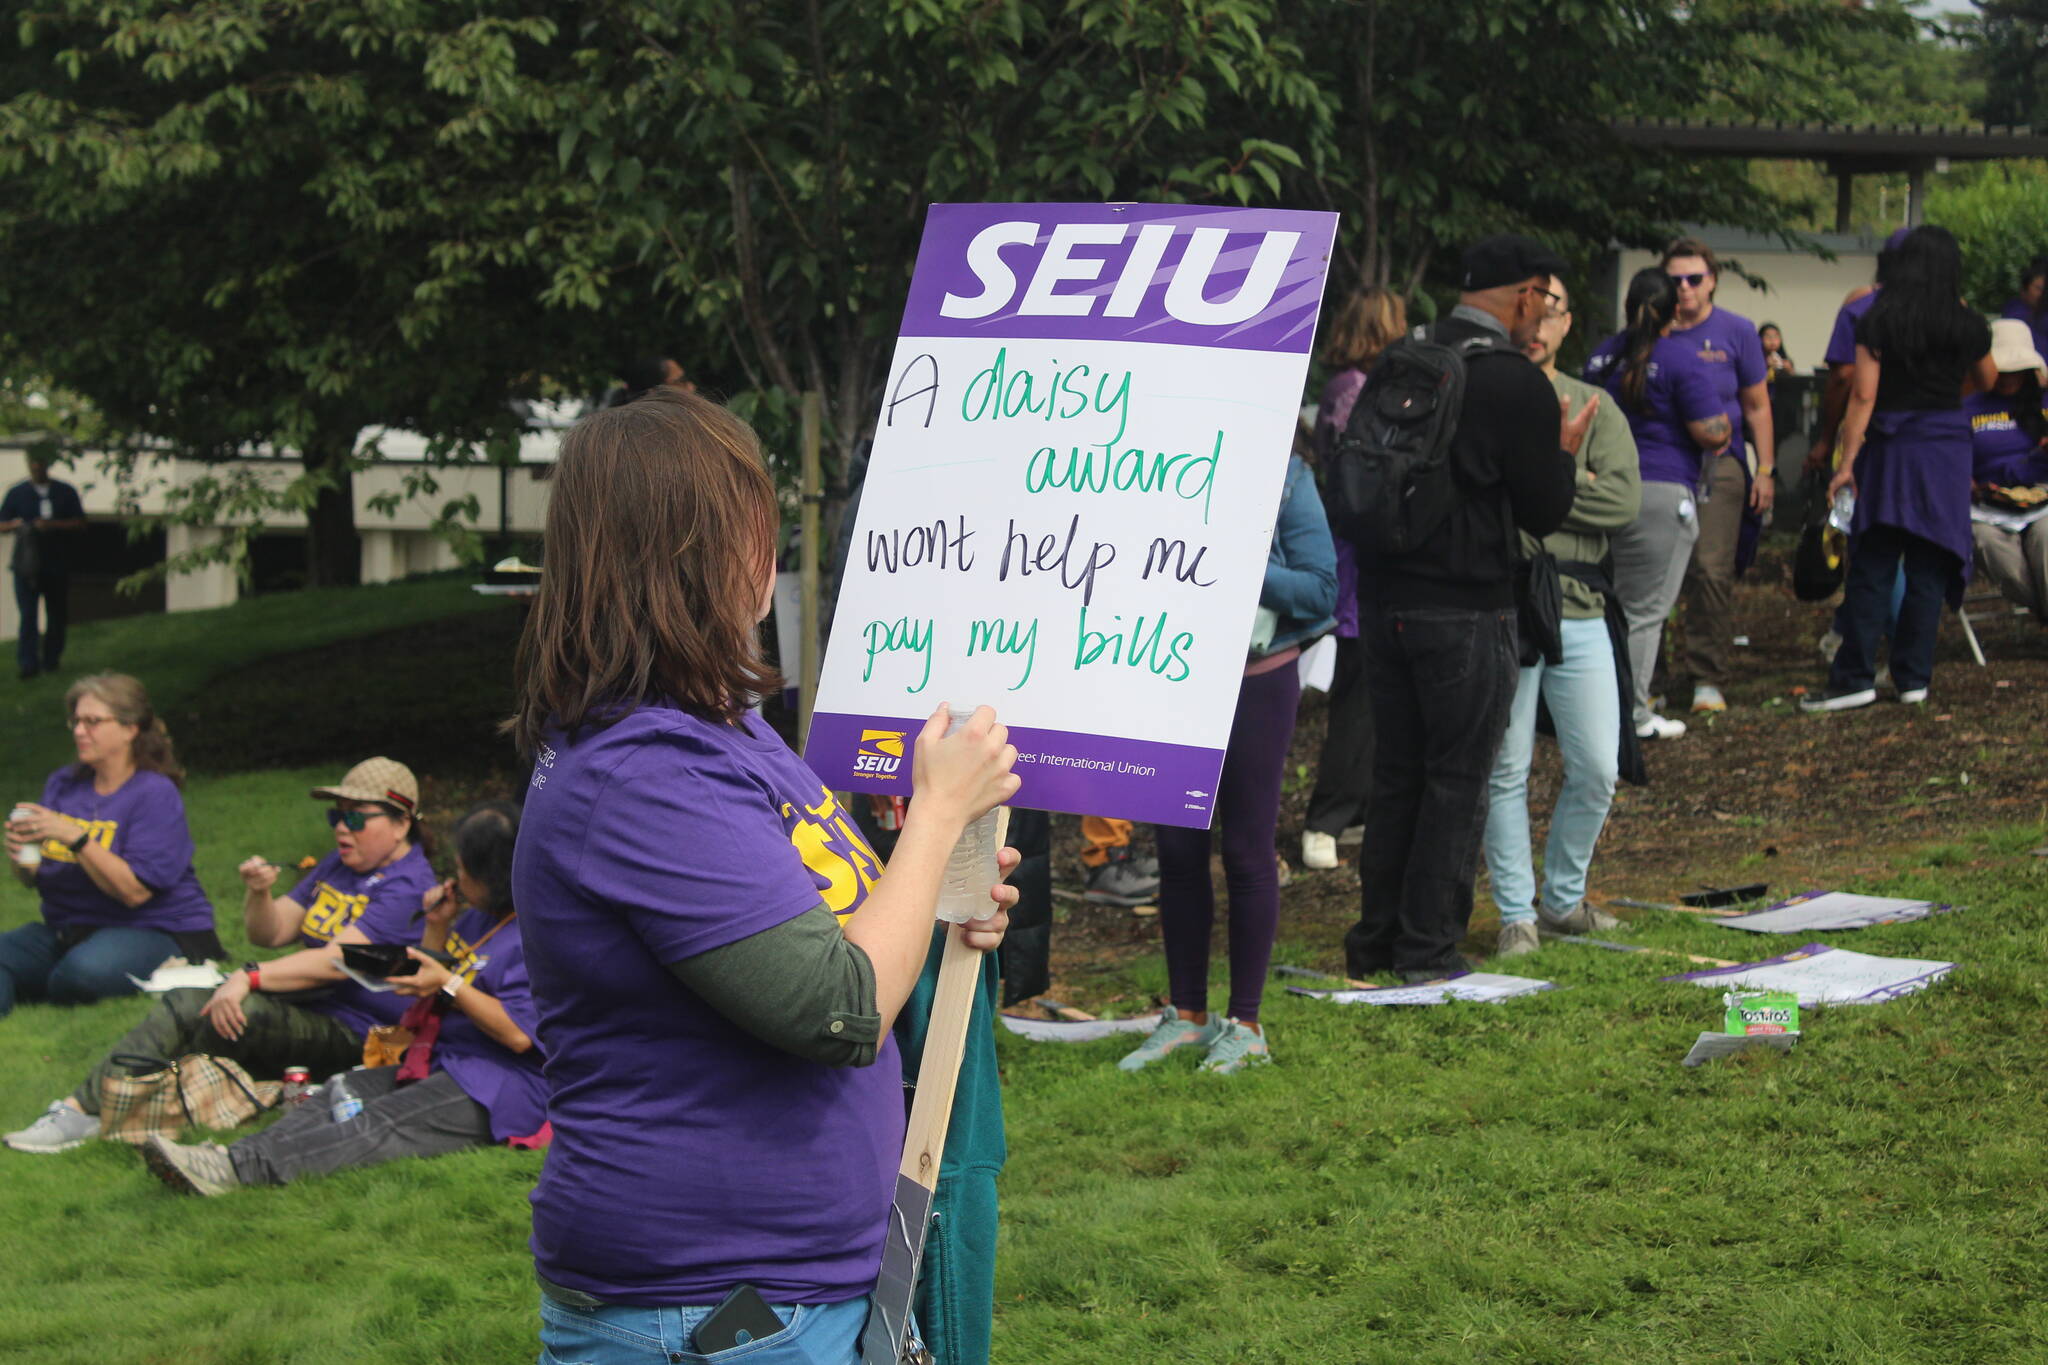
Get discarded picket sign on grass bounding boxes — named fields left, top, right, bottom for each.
left=1664, top=942, right=1956, bottom=1004
left=997, top=1012, right=1156, bottom=1044
left=1286, top=972, right=1556, bottom=1006
left=1681, top=1032, right=1797, bottom=1067
left=1713, top=890, right=1956, bottom=935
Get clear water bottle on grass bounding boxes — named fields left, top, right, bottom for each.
left=328, top=1071, right=364, bottom=1123
left=936, top=707, right=1000, bottom=926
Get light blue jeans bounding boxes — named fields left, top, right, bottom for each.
left=1485, top=617, right=1620, bottom=924
left=538, top=1292, right=871, bottom=1365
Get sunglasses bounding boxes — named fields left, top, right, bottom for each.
left=325, top=807, right=390, bottom=833
left=1667, top=272, right=1710, bottom=288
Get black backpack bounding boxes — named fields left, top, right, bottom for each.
left=1327, top=326, right=1518, bottom=556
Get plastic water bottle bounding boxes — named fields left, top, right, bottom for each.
left=936, top=707, right=1000, bottom=926
left=1828, top=488, right=1856, bottom=533
left=327, top=1071, right=364, bottom=1123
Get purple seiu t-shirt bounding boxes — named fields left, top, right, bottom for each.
left=285, top=844, right=438, bottom=1036
left=516, top=703, right=900, bottom=1306
left=1827, top=290, right=1879, bottom=368
left=1590, top=334, right=1726, bottom=488
left=1967, top=390, right=2048, bottom=488
left=432, top=907, right=546, bottom=1142
left=1670, top=307, right=1766, bottom=446
left=33, top=768, right=215, bottom=935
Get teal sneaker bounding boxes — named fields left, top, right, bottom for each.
left=1116, top=1008, right=1223, bottom=1072
left=1198, top=1018, right=1272, bottom=1075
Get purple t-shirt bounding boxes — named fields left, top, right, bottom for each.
left=1827, top=290, right=1879, bottom=368
left=1589, top=334, right=1725, bottom=488
left=1670, top=306, right=1767, bottom=444
left=516, top=702, right=900, bottom=1305
left=1967, top=390, right=2048, bottom=487
left=285, top=845, right=438, bottom=1036
left=433, top=906, right=546, bottom=1141
left=32, top=768, right=215, bottom=934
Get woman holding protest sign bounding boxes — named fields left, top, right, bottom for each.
left=509, top=387, right=1021, bottom=1365
left=1120, top=447, right=1336, bottom=1077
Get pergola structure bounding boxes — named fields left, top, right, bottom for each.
left=1609, top=118, right=2048, bottom=230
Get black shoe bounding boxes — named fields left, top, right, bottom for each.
left=1398, top=953, right=1474, bottom=984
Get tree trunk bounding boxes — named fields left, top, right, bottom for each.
left=301, top=426, right=361, bottom=588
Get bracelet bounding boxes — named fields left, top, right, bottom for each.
left=67, top=831, right=90, bottom=853
left=441, top=974, right=466, bottom=1001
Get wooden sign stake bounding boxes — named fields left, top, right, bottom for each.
left=862, top=807, right=1009, bottom=1365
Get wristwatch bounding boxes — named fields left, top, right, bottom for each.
left=241, top=961, right=263, bottom=992
left=442, top=974, right=466, bottom=1001
left=66, top=830, right=90, bottom=853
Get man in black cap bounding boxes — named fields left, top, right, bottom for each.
left=1342, top=233, right=1590, bottom=981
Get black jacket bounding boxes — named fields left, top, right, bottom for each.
left=1355, top=314, right=1578, bottom=610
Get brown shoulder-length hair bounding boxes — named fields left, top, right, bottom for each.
left=65, top=673, right=184, bottom=786
left=1321, top=287, right=1409, bottom=373
left=508, top=388, right=783, bottom=755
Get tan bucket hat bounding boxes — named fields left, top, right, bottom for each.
left=1990, top=317, right=2047, bottom=383
left=310, top=757, right=421, bottom=818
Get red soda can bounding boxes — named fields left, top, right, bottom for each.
left=282, top=1065, right=311, bottom=1104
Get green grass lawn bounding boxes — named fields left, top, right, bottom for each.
left=3, top=583, right=2046, bottom=1362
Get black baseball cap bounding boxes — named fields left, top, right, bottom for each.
left=1460, top=234, right=1569, bottom=292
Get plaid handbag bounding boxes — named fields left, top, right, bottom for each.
left=97, top=1053, right=282, bottom=1145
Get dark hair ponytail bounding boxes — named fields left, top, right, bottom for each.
left=1615, top=267, right=1678, bottom=413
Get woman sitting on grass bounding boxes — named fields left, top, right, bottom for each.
left=3, top=756, right=438, bottom=1154
left=142, top=801, right=546, bottom=1194
left=1966, top=318, right=2048, bottom=622
left=2, top=673, right=222, bottom=1018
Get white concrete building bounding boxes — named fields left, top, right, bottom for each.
left=0, top=409, right=570, bottom=643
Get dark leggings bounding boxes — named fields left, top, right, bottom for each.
left=1155, top=665, right=1301, bottom=1023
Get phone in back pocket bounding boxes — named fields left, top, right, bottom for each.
left=692, top=1284, right=786, bottom=1354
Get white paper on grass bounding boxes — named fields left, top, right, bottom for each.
left=1718, top=891, right=1945, bottom=934
left=1290, top=972, right=1556, bottom=1006
left=126, top=960, right=226, bottom=992
left=1671, top=943, right=1954, bottom=1005
left=997, top=1014, right=1157, bottom=1043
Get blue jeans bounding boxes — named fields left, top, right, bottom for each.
left=0, top=920, right=177, bottom=1018
left=1485, top=618, right=1621, bottom=923
left=14, top=569, right=68, bottom=675
left=538, top=1292, right=871, bottom=1365
left=1831, top=525, right=1955, bottom=694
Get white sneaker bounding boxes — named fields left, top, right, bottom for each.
left=1495, top=921, right=1541, bottom=958
left=1898, top=688, right=1928, bottom=705
left=1636, top=714, right=1687, bottom=740
left=1301, top=830, right=1338, bottom=870
left=4, top=1100, right=98, bottom=1153
left=1691, top=684, right=1727, bottom=713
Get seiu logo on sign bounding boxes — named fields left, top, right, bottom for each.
left=854, top=730, right=907, bottom=779
left=939, top=221, right=1302, bottom=326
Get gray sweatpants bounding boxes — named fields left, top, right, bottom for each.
left=1609, top=480, right=1701, bottom=727
left=1972, top=521, right=2048, bottom=623
left=228, top=1066, right=494, bottom=1186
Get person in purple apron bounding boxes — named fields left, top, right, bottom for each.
left=1805, top=225, right=1995, bottom=712
left=1966, top=319, right=2048, bottom=620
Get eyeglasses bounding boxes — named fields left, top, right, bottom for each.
left=325, top=807, right=390, bottom=833
left=69, top=714, right=119, bottom=732
left=1667, top=272, right=1709, bottom=288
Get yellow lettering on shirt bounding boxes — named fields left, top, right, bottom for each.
left=300, top=882, right=372, bottom=942
left=41, top=818, right=116, bottom=865
left=780, top=785, right=883, bottom=921
left=443, top=929, right=486, bottom=985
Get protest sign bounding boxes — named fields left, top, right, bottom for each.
left=808, top=203, right=1339, bottom=827
left=1664, top=942, right=1956, bottom=1005
left=1287, top=973, right=1557, bottom=1006
left=1716, top=890, right=1954, bottom=934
